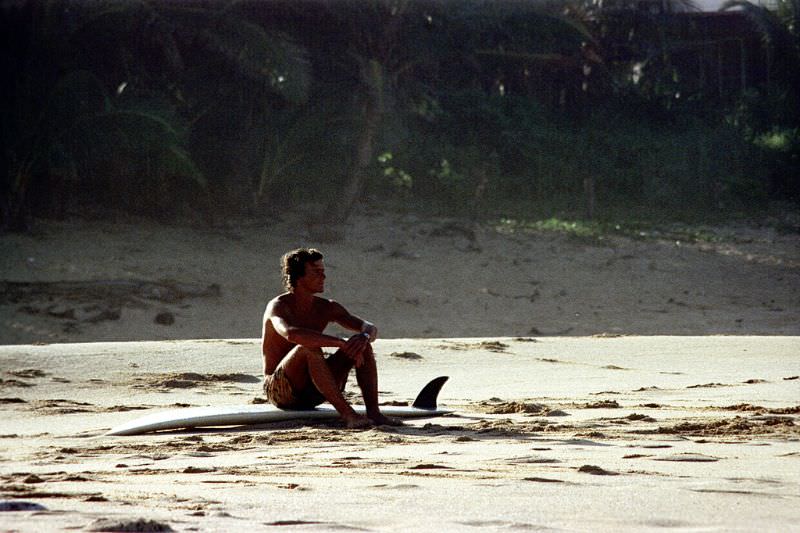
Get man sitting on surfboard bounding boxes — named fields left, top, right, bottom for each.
left=261, top=248, right=401, bottom=429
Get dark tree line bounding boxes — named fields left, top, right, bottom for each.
left=1, top=0, right=797, bottom=232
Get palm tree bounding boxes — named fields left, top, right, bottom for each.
left=1, top=0, right=311, bottom=230
left=275, top=1, right=595, bottom=232
left=5, top=68, right=204, bottom=228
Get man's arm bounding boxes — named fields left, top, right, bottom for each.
left=267, top=301, right=346, bottom=350
left=329, top=300, right=378, bottom=341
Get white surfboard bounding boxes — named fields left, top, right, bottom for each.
left=108, top=376, right=450, bottom=436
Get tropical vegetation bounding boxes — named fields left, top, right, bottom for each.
left=1, top=0, right=797, bottom=232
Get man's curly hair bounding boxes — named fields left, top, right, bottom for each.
left=281, top=248, right=323, bottom=291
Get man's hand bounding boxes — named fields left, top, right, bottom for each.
left=342, top=332, right=370, bottom=367
left=362, top=322, right=378, bottom=342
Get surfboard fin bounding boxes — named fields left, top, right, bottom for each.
left=412, top=376, right=449, bottom=410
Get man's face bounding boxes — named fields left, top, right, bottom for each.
left=298, top=259, right=326, bottom=293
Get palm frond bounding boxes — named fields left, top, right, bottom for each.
left=49, top=106, right=203, bottom=189
left=157, top=5, right=311, bottom=104
left=200, top=22, right=311, bottom=104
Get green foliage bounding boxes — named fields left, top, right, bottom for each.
left=255, top=96, right=356, bottom=207
left=373, top=87, right=768, bottom=216
left=8, top=69, right=206, bottom=221
left=377, top=152, right=413, bottom=192
left=2, top=0, right=796, bottom=229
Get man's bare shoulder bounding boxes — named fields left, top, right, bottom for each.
left=266, top=293, right=336, bottom=314
left=265, top=293, right=292, bottom=315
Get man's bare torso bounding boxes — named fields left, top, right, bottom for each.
left=261, top=293, right=336, bottom=374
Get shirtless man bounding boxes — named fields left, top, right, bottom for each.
left=261, top=248, right=400, bottom=428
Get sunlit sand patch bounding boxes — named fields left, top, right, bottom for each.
left=632, top=416, right=800, bottom=437
left=25, top=399, right=171, bottom=416
left=437, top=340, right=510, bottom=353
left=463, top=418, right=569, bottom=437
left=471, top=400, right=550, bottom=415
left=714, top=404, right=800, bottom=415
left=129, top=372, right=261, bottom=391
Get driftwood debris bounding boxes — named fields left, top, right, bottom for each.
left=0, top=280, right=221, bottom=306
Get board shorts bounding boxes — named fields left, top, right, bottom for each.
left=263, top=367, right=325, bottom=410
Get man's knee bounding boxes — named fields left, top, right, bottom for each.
left=281, top=346, right=323, bottom=374
left=294, top=346, right=324, bottom=359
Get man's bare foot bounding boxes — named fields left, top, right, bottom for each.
left=369, top=413, right=404, bottom=426
left=343, top=413, right=372, bottom=429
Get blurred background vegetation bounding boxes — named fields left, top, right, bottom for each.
left=1, top=0, right=798, bottom=233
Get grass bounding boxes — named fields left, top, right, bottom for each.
left=484, top=199, right=799, bottom=245
left=492, top=216, right=726, bottom=245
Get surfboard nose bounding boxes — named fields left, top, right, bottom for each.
left=412, top=376, right=449, bottom=410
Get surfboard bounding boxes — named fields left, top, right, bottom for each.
left=107, top=376, right=450, bottom=436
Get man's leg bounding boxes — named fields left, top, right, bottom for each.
left=278, top=345, right=370, bottom=428
left=352, top=344, right=403, bottom=426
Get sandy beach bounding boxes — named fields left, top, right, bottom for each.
left=1, top=213, right=799, bottom=531
left=1, top=211, right=799, bottom=344
left=0, top=336, right=799, bottom=532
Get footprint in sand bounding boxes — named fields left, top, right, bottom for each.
left=0, top=398, right=26, bottom=404
left=654, top=453, right=721, bottom=462
left=0, top=500, right=48, bottom=511
left=578, top=464, right=618, bottom=475
left=506, top=455, right=561, bottom=464
left=409, top=463, right=451, bottom=470
left=438, top=341, right=510, bottom=353
left=581, top=400, right=620, bottom=408
left=5, top=369, right=48, bottom=379
left=85, top=518, right=174, bottom=532
left=475, top=401, right=549, bottom=415
left=371, top=483, right=420, bottom=490
left=388, top=351, right=423, bottom=360
left=28, top=399, right=94, bottom=414
left=0, top=379, right=34, bottom=388
left=686, top=383, right=731, bottom=389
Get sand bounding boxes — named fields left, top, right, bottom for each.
left=1, top=211, right=799, bottom=343
left=0, top=336, right=799, bottom=532
left=1, top=213, right=799, bottom=531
